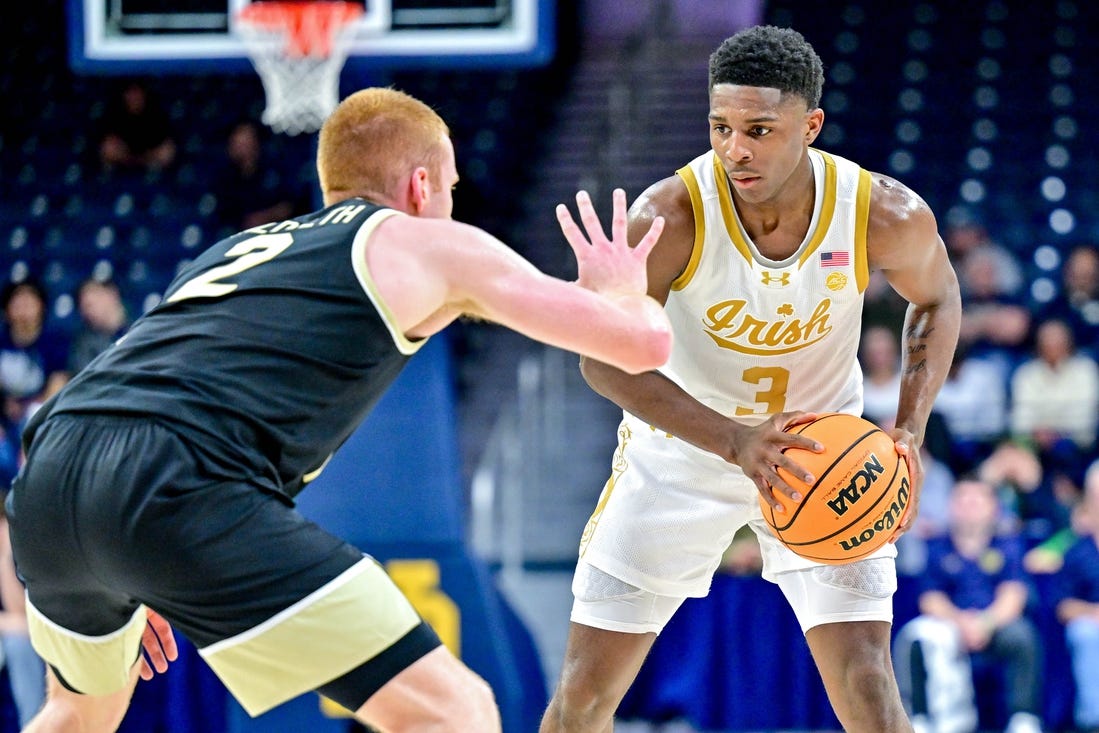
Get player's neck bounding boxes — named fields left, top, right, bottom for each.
left=733, top=156, right=815, bottom=253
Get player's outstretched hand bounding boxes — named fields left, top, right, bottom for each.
left=736, top=411, right=823, bottom=513
left=556, top=188, right=664, bottom=295
left=139, top=608, right=179, bottom=681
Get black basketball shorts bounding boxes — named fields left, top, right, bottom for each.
left=7, top=413, right=440, bottom=716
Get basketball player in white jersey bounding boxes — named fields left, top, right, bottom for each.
left=541, top=25, right=961, bottom=733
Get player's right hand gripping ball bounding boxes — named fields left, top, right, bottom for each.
left=758, top=413, right=910, bottom=564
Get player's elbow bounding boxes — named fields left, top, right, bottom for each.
left=617, top=324, right=672, bottom=374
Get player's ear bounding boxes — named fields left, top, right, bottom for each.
left=805, top=108, right=824, bottom=145
left=408, top=166, right=431, bottom=215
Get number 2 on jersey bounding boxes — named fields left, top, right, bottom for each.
left=166, top=233, right=294, bottom=303
left=734, top=366, right=789, bottom=416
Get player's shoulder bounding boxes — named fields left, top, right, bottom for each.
left=629, top=174, right=693, bottom=235
left=863, top=169, right=936, bottom=230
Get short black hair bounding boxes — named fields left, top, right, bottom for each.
left=709, top=25, right=824, bottom=109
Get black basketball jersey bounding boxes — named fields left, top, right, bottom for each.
left=37, top=199, right=423, bottom=498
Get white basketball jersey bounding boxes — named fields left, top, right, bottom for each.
left=656, top=148, right=873, bottom=426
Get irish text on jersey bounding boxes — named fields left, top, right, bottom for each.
left=701, top=298, right=834, bottom=355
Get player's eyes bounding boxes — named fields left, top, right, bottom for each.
left=751, top=127, right=771, bottom=137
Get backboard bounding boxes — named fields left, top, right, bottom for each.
left=69, top=0, right=554, bottom=73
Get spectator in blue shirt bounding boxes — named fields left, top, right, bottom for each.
left=1055, top=459, right=1099, bottom=733
left=894, top=477, right=1043, bottom=733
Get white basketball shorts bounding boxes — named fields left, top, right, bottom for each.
left=571, top=416, right=897, bottom=634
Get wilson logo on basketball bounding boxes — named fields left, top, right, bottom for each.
left=701, top=298, right=833, bottom=355
left=838, top=476, right=910, bottom=552
left=826, top=453, right=885, bottom=516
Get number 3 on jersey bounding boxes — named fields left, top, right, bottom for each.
left=734, top=366, right=789, bottom=416
left=166, top=233, right=294, bottom=303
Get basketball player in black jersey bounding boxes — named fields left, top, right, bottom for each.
left=7, top=87, right=673, bottom=733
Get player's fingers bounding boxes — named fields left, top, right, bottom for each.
left=631, top=216, right=665, bottom=261
left=890, top=506, right=915, bottom=542
left=149, top=611, right=179, bottom=663
left=153, top=618, right=178, bottom=663
left=141, top=623, right=170, bottom=674
left=556, top=204, right=589, bottom=258
left=139, top=657, right=154, bottom=682
left=897, top=441, right=919, bottom=483
left=574, top=190, right=607, bottom=245
left=890, top=490, right=919, bottom=542
left=755, top=480, right=786, bottom=513
left=776, top=410, right=820, bottom=432
left=610, top=188, right=628, bottom=246
left=781, top=432, right=823, bottom=455
left=761, top=469, right=805, bottom=506
left=774, top=455, right=814, bottom=490
left=142, top=609, right=178, bottom=673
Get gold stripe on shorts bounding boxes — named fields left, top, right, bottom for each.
left=26, top=597, right=146, bottom=696
left=199, top=557, right=420, bottom=717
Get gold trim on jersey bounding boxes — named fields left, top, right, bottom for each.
left=671, top=165, right=707, bottom=291
left=351, top=209, right=427, bottom=356
left=796, top=150, right=839, bottom=268
left=711, top=155, right=755, bottom=266
left=854, top=168, right=873, bottom=293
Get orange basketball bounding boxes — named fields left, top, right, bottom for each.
left=758, top=413, right=911, bottom=565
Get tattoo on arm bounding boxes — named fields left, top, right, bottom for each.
left=904, top=322, right=932, bottom=376
left=905, top=324, right=935, bottom=339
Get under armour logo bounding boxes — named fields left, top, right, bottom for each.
left=760, top=271, right=790, bottom=287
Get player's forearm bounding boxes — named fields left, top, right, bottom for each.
left=596, top=293, right=674, bottom=375
left=894, top=295, right=961, bottom=446
left=580, top=357, right=744, bottom=462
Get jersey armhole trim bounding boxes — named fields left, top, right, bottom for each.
left=671, top=165, right=706, bottom=291
left=854, top=168, right=872, bottom=293
left=350, top=209, right=427, bottom=356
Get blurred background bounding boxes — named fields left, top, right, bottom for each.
left=0, top=1, right=1097, bottom=731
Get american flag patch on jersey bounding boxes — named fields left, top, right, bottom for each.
left=820, top=251, right=850, bottom=267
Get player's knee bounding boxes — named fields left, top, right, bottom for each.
left=426, top=667, right=498, bottom=733
left=543, top=677, right=617, bottom=731
left=840, top=654, right=903, bottom=724
left=460, top=671, right=499, bottom=732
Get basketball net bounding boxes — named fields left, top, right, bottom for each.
left=236, top=1, right=364, bottom=135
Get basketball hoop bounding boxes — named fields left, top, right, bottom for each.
left=236, top=1, right=364, bottom=136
